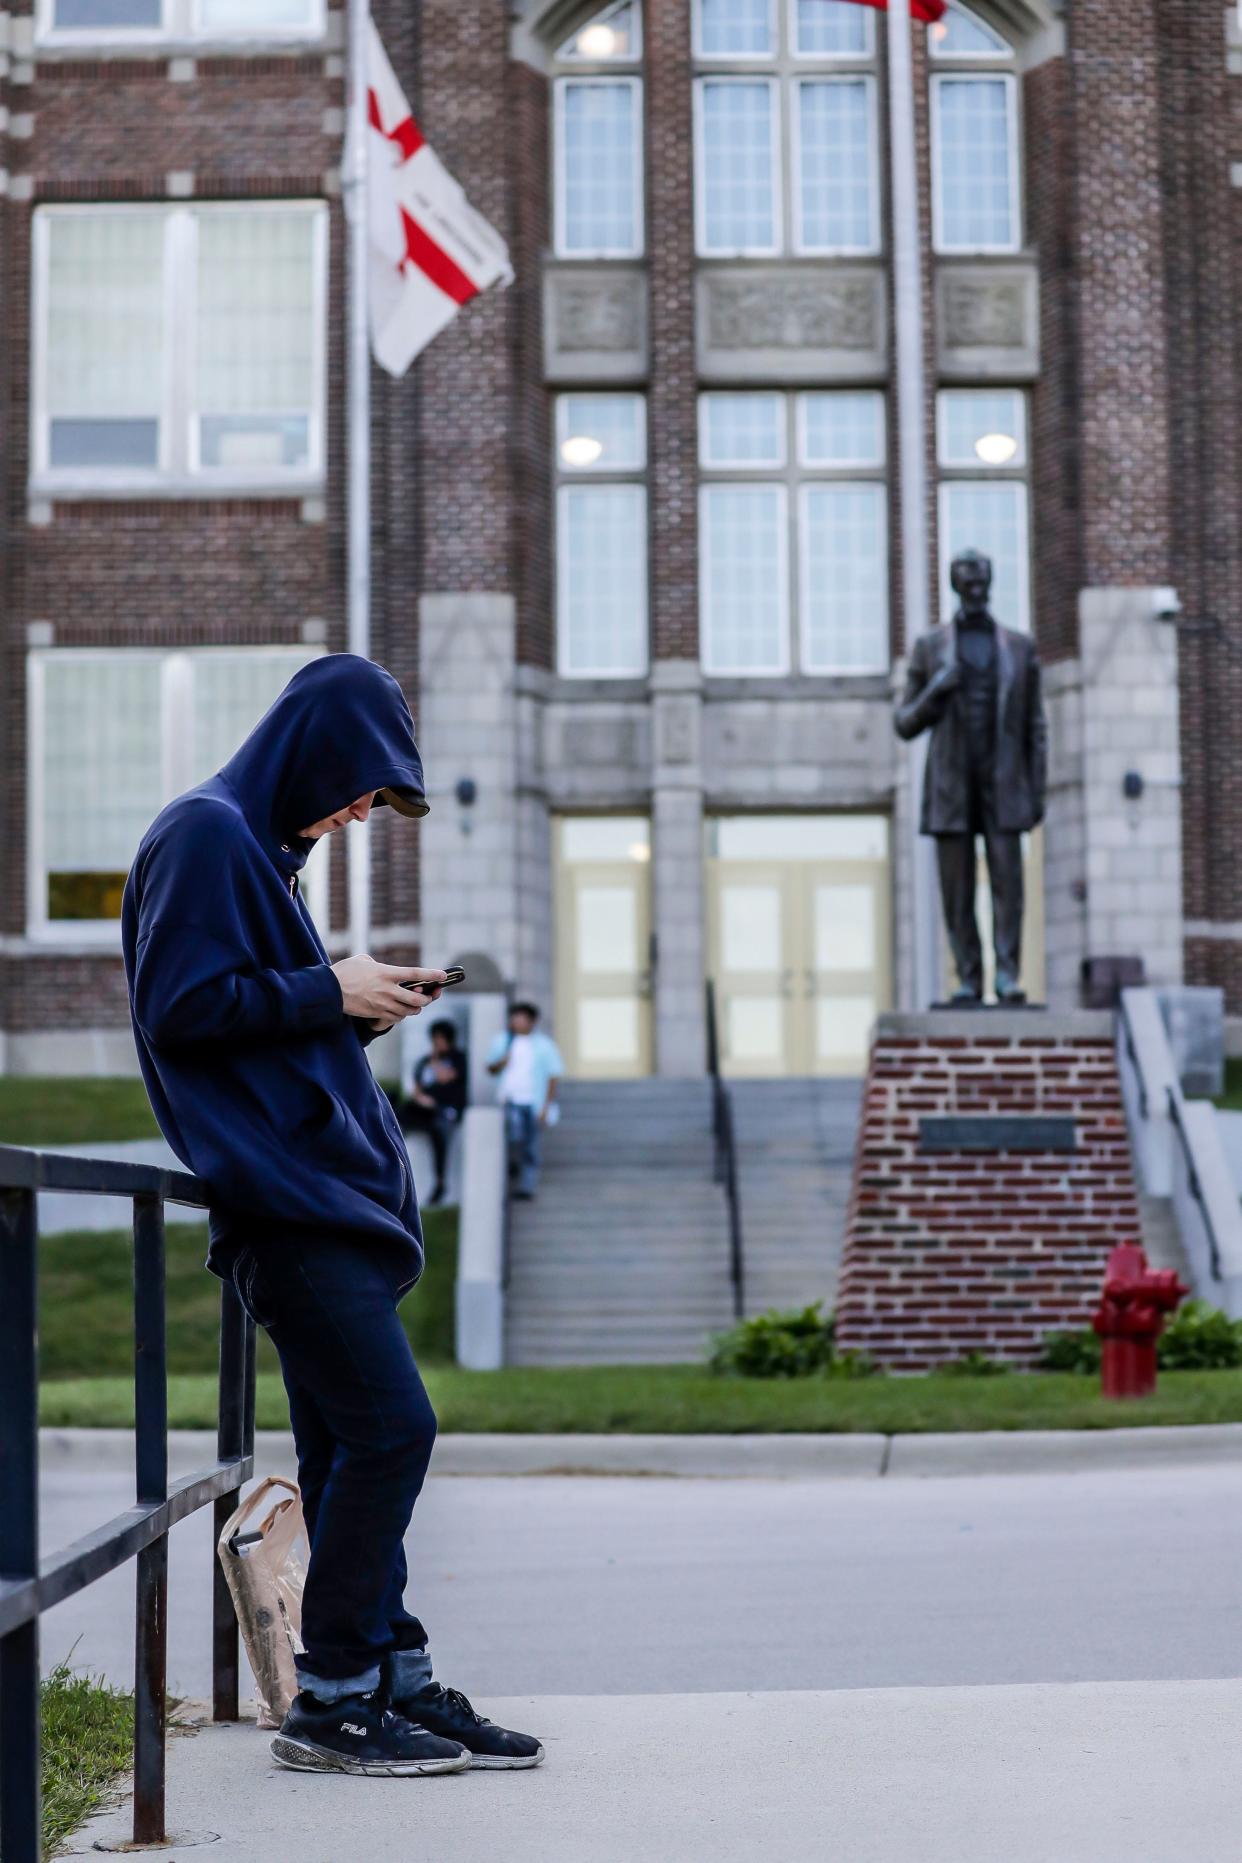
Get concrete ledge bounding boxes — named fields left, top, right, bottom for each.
left=876, top=1009, right=1115, bottom=1041
left=37, top=1423, right=1242, bottom=1481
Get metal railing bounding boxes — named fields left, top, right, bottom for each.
left=1165, top=1086, right=1224, bottom=1282
left=0, top=1144, right=257, bottom=1862
left=705, top=981, right=745, bottom=1321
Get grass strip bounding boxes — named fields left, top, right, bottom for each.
left=40, top=1660, right=134, bottom=1859
left=0, top=1079, right=160, bottom=1148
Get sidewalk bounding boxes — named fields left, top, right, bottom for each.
left=39, top=1420, right=1242, bottom=1480
left=71, top=1679, right=1242, bottom=1862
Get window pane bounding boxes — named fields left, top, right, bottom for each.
left=701, top=485, right=786, bottom=672
left=189, top=652, right=316, bottom=786
left=697, top=0, right=772, bottom=55
left=45, top=212, right=164, bottom=468
left=798, top=80, right=875, bottom=251
left=931, top=2, right=1010, bottom=57
left=196, top=0, right=318, bottom=26
left=699, top=392, right=784, bottom=467
left=941, top=481, right=1029, bottom=630
left=560, top=485, right=648, bottom=674
left=698, top=81, right=777, bottom=253
left=559, top=0, right=640, bottom=60
left=938, top=389, right=1026, bottom=467
left=935, top=76, right=1015, bottom=250
left=801, top=483, right=888, bottom=672
left=53, top=0, right=161, bottom=23
left=559, top=81, right=640, bottom=254
left=41, top=656, right=162, bottom=919
left=558, top=393, right=646, bottom=471
left=795, top=0, right=869, bottom=54
left=561, top=816, right=649, bottom=862
left=196, top=211, right=317, bottom=470
left=800, top=391, right=885, bottom=466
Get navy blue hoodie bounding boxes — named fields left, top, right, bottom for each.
left=122, top=655, right=429, bottom=1282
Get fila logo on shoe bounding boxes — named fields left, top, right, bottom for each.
left=340, top=1721, right=368, bottom=1737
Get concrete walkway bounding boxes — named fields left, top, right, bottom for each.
left=70, top=1679, right=1242, bottom=1862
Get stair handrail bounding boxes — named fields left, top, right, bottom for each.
left=706, top=980, right=745, bottom=1320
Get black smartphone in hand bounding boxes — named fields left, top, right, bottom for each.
left=402, top=966, right=466, bottom=994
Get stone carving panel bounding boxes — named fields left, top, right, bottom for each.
left=935, top=262, right=1040, bottom=380
left=544, top=265, right=648, bottom=382
left=697, top=265, right=886, bottom=382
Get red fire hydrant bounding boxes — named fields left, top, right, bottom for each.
left=1092, top=1243, right=1188, bottom=1399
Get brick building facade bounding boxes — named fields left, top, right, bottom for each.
left=0, top=0, right=1236, bottom=1080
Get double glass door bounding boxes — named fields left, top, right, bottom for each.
left=707, top=815, right=891, bottom=1077
left=555, top=815, right=653, bottom=1078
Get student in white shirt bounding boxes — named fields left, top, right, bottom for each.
left=486, top=1001, right=564, bottom=1200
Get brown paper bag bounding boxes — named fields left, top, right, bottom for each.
left=216, top=1476, right=309, bottom=1728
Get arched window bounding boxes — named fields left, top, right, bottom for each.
left=930, top=3, right=1020, bottom=254
left=552, top=2, right=644, bottom=258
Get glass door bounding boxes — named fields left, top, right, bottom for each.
left=555, top=816, right=653, bottom=1077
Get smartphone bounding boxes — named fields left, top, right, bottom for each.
left=402, top=965, right=466, bottom=994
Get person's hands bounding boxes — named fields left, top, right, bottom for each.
left=330, top=956, right=447, bottom=1033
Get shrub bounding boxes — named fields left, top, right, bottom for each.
left=1157, top=1300, right=1242, bottom=1371
left=1039, top=1328, right=1101, bottom=1374
left=940, top=1351, right=1010, bottom=1377
left=708, top=1302, right=878, bottom=1380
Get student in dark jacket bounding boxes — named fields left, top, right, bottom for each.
left=122, top=654, right=542, bottom=1779
left=398, top=1018, right=468, bottom=1205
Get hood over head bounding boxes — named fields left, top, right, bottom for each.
left=220, top=654, right=428, bottom=869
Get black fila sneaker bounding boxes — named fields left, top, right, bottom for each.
left=270, top=1690, right=470, bottom=1777
left=390, top=1682, right=545, bottom=1770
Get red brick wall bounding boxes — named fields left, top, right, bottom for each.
left=835, top=1022, right=1142, bottom=1369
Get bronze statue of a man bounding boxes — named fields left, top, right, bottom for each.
left=895, top=548, right=1047, bottom=1005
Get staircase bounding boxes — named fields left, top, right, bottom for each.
left=729, top=1079, right=863, bottom=1316
left=503, top=1076, right=862, bottom=1366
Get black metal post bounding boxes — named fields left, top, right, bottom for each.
left=212, top=1281, right=247, bottom=1722
left=131, top=1194, right=169, bottom=1845
left=0, top=1185, right=40, bottom=1863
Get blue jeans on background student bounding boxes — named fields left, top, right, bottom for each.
left=505, top=1102, right=541, bottom=1196
left=228, top=1230, right=436, bottom=1700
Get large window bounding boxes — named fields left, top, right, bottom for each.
left=556, top=393, right=649, bottom=677
left=937, top=388, right=1030, bottom=631
left=33, top=203, right=327, bottom=493
left=553, top=5, right=644, bottom=259
left=693, top=0, right=878, bottom=258
left=36, top=0, right=324, bottom=43
left=930, top=4, right=1019, bottom=253
left=699, top=390, right=888, bottom=675
left=27, top=648, right=320, bottom=939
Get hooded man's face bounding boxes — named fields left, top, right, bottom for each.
left=299, top=793, right=377, bottom=840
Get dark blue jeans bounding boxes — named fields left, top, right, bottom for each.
left=230, top=1233, right=436, bottom=1697
left=505, top=1102, right=542, bottom=1195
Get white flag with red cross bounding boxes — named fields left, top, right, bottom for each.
left=366, top=22, right=513, bottom=377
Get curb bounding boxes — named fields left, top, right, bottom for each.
left=37, top=1422, right=1242, bottom=1481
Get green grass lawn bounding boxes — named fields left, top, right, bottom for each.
left=0, top=1077, right=160, bottom=1147
left=1218, top=1057, right=1242, bottom=1114
left=40, top=1661, right=134, bottom=1860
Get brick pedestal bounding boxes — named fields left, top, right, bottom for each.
left=834, top=1012, right=1141, bottom=1370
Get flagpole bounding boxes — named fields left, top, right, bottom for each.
left=887, top=0, right=940, bottom=1009
left=345, top=0, right=372, bottom=957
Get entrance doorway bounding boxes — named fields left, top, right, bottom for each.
left=706, top=815, right=891, bottom=1077
left=555, top=815, right=653, bottom=1078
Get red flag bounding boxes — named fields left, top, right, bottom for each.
left=844, top=0, right=949, bottom=22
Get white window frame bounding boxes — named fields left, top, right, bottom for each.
left=928, top=1, right=1012, bottom=60
left=557, top=0, right=643, bottom=63
left=936, top=387, right=1028, bottom=469
left=797, top=480, right=889, bottom=675
left=552, top=75, right=645, bottom=260
left=698, top=391, right=787, bottom=470
left=936, top=479, right=1031, bottom=632
left=26, top=645, right=326, bottom=945
left=693, top=76, right=783, bottom=259
left=556, top=392, right=648, bottom=473
left=35, top=0, right=326, bottom=47
left=791, top=73, right=880, bottom=257
left=788, top=0, right=874, bottom=61
left=796, top=390, right=886, bottom=469
left=929, top=70, right=1021, bottom=255
left=555, top=483, right=650, bottom=679
left=693, top=0, right=777, bottom=61
left=699, top=481, right=791, bottom=677
left=31, top=200, right=328, bottom=497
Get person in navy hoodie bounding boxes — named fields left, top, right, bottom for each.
left=122, top=655, right=543, bottom=1778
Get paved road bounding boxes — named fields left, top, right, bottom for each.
left=39, top=1459, right=1242, bottom=1701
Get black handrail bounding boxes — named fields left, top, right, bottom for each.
left=0, top=1143, right=256, bottom=1862
left=1165, top=1087, right=1224, bottom=1282
left=705, top=981, right=745, bottom=1321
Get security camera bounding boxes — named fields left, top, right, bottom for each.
left=1151, top=587, right=1182, bottom=621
